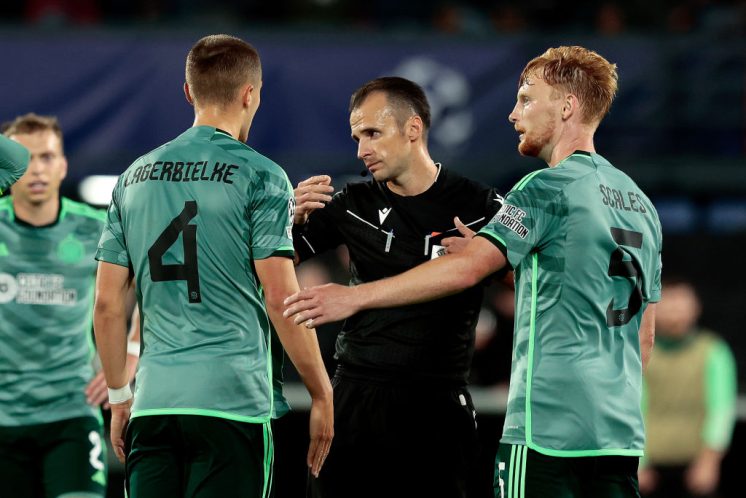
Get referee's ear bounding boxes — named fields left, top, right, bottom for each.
left=406, top=115, right=424, bottom=143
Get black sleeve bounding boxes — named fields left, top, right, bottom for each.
left=293, top=191, right=346, bottom=263
left=485, top=187, right=504, bottom=221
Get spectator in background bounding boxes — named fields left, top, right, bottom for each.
left=639, top=277, right=737, bottom=498
left=595, top=2, right=626, bottom=35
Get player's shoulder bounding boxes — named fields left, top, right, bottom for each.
left=210, top=133, right=286, bottom=177
left=511, top=153, right=599, bottom=195
left=61, top=197, right=107, bottom=223
left=0, top=196, right=12, bottom=221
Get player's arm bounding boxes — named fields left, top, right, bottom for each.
left=0, top=134, right=29, bottom=193
left=639, top=303, right=656, bottom=371
left=87, top=286, right=140, bottom=407
left=93, top=261, right=133, bottom=463
left=255, top=256, right=333, bottom=478
left=284, top=236, right=506, bottom=327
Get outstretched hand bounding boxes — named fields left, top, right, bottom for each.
left=294, top=175, right=334, bottom=225
left=283, top=283, right=360, bottom=328
left=441, top=216, right=476, bottom=255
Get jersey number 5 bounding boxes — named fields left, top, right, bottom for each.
left=606, top=227, right=643, bottom=326
left=148, top=201, right=201, bottom=303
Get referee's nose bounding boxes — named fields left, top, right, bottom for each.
left=357, top=138, right=371, bottom=161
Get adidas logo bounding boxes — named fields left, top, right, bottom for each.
left=378, top=207, right=392, bottom=225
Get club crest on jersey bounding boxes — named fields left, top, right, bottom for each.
left=495, top=204, right=529, bottom=239
left=378, top=207, right=392, bottom=225
left=57, top=234, right=85, bottom=264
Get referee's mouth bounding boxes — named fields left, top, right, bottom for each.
left=365, top=161, right=382, bottom=173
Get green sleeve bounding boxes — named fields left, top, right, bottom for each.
left=702, top=339, right=738, bottom=450
left=0, top=135, right=30, bottom=193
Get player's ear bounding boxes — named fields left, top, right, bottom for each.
left=241, top=83, right=254, bottom=109
left=561, top=94, right=578, bottom=120
left=184, top=83, right=194, bottom=105
left=59, top=155, right=68, bottom=181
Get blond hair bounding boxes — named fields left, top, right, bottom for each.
left=3, top=113, right=64, bottom=150
left=520, top=46, right=618, bottom=124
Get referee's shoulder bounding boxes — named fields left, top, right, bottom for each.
left=444, top=167, right=494, bottom=191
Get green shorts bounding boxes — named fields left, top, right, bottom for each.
left=494, top=443, right=640, bottom=498
left=125, top=415, right=273, bottom=498
left=0, top=415, right=106, bottom=498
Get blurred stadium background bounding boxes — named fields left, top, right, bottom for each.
left=1, top=1, right=745, bottom=497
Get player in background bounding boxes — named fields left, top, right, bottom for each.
left=93, top=34, right=333, bottom=498
left=0, top=113, right=139, bottom=498
left=285, top=46, right=663, bottom=498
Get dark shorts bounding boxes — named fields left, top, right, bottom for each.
left=494, top=443, right=640, bottom=498
left=642, top=464, right=716, bottom=498
left=0, top=415, right=106, bottom=498
left=309, top=375, right=479, bottom=498
left=125, top=415, right=272, bottom=498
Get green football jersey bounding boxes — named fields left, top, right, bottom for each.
left=96, top=126, right=295, bottom=423
left=0, top=134, right=29, bottom=194
left=478, top=151, right=662, bottom=457
left=0, top=198, right=105, bottom=426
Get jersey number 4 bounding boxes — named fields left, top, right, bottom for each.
left=148, top=201, right=202, bottom=303
left=606, top=227, right=643, bottom=326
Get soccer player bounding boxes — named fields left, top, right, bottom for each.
left=0, top=133, right=29, bottom=192
left=292, top=76, right=504, bottom=498
left=0, top=113, right=138, bottom=498
left=285, top=47, right=663, bottom=498
left=93, top=34, right=333, bottom=498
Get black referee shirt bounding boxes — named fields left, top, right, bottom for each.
left=294, top=166, right=503, bottom=385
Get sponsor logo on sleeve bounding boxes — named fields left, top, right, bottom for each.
left=495, top=204, right=529, bottom=239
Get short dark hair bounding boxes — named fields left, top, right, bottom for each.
left=349, top=77, right=432, bottom=134
left=185, top=34, right=261, bottom=107
left=3, top=113, right=64, bottom=151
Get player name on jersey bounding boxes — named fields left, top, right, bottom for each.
left=599, top=183, right=648, bottom=214
left=123, top=160, right=239, bottom=187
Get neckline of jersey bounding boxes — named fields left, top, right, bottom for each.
left=384, top=162, right=444, bottom=200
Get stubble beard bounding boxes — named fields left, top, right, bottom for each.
left=517, top=119, right=555, bottom=159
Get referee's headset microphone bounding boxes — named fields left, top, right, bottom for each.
left=360, top=168, right=368, bottom=177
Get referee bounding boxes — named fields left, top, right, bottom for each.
left=293, top=77, right=504, bottom=498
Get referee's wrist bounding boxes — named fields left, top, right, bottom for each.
left=108, top=383, right=133, bottom=405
